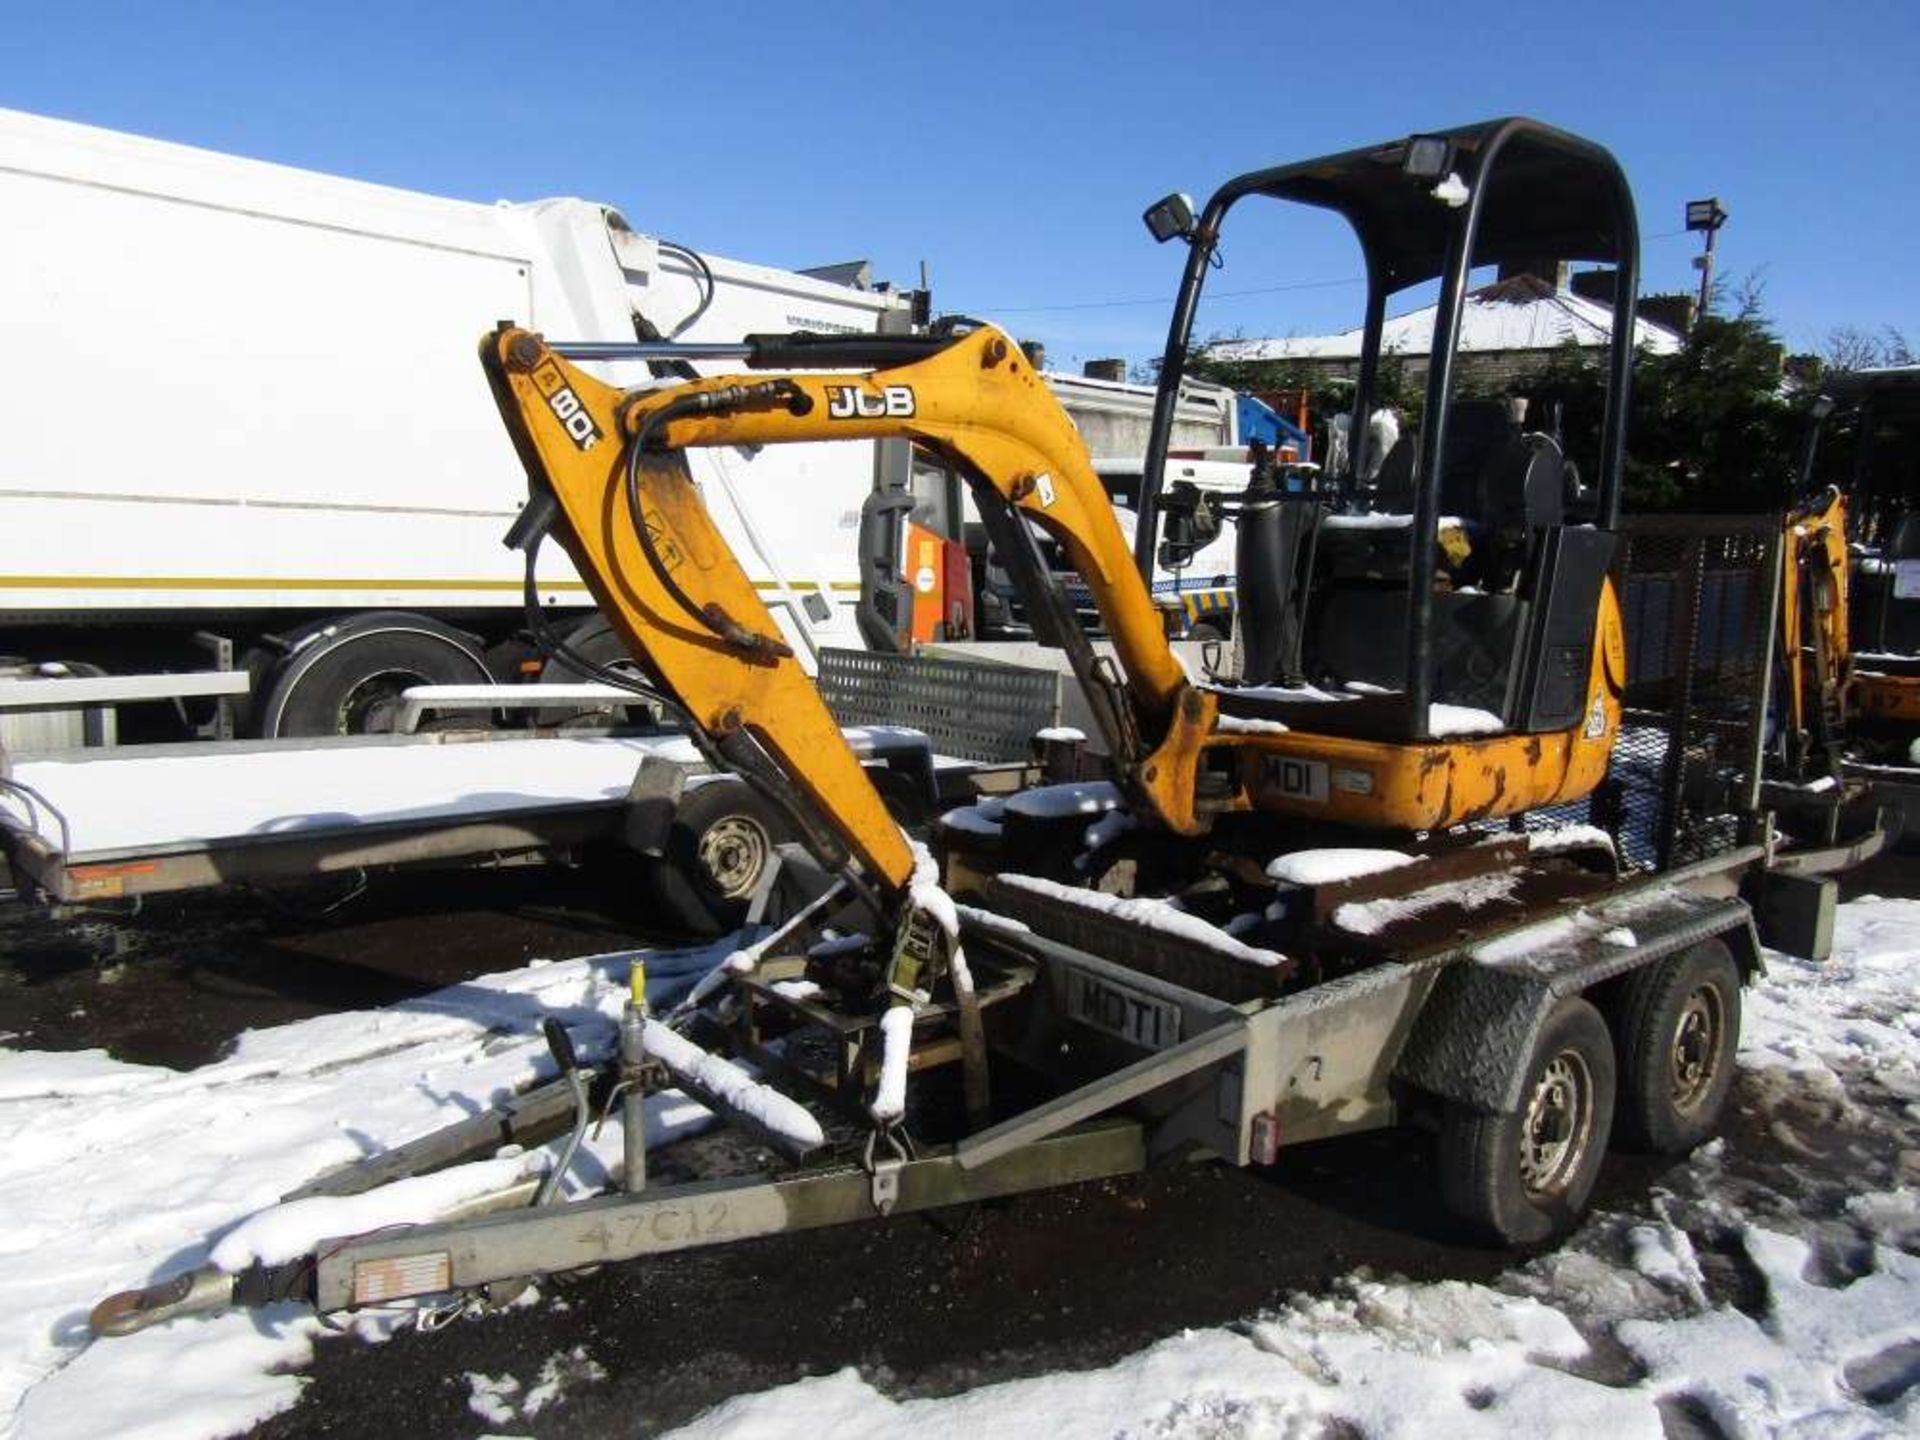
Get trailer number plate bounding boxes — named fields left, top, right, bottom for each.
left=352, top=1251, right=451, bottom=1305
left=1067, top=970, right=1182, bottom=1050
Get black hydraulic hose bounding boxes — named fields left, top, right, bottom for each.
left=630, top=312, right=700, bottom=381
left=658, top=240, right=715, bottom=340
left=625, top=383, right=806, bottom=653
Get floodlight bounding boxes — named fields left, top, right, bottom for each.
left=1685, top=198, right=1727, bottom=232
left=1402, top=135, right=1454, bottom=179
left=1143, top=193, right=1197, bottom=244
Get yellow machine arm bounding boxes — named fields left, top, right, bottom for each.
left=481, top=323, right=1182, bottom=894
left=1780, top=486, right=1853, bottom=771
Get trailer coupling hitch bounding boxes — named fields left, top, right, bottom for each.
left=90, top=1266, right=236, bottom=1337
left=91, top=1252, right=315, bottom=1338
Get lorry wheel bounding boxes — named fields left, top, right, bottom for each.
left=1439, top=996, right=1616, bottom=1246
left=1612, top=939, right=1740, bottom=1154
left=537, top=615, right=659, bottom=729
left=638, top=779, right=795, bottom=936
left=259, top=612, right=492, bottom=738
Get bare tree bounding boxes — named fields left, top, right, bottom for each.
left=1825, top=325, right=1914, bottom=372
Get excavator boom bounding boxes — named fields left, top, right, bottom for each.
left=481, top=323, right=1186, bottom=894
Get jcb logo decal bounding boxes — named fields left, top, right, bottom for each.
left=531, top=361, right=603, bottom=452
left=825, top=385, right=916, bottom=420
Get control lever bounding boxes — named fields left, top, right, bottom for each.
left=533, top=1019, right=591, bottom=1208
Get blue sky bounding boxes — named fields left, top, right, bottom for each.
left=8, top=1, right=1914, bottom=372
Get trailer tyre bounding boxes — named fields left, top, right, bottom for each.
left=639, top=780, right=795, bottom=936
left=1439, top=996, right=1615, bottom=1246
left=259, top=612, right=492, bottom=738
left=1613, top=939, right=1740, bottom=1155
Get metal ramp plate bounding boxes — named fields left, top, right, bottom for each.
left=817, top=648, right=1057, bottom=764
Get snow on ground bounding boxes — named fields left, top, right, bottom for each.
left=1, top=899, right=1917, bottom=1440
left=0, top=936, right=733, bottom=1440
left=666, top=897, right=1920, bottom=1440
left=466, top=1346, right=607, bottom=1427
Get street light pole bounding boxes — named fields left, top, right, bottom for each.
left=1685, top=197, right=1729, bottom=335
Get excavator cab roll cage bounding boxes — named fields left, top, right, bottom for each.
left=1822, top=364, right=1920, bottom=561
left=1137, top=118, right=1641, bottom=744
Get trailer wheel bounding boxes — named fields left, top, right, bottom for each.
left=1613, top=939, right=1741, bottom=1154
left=638, top=779, right=795, bottom=936
left=258, top=612, right=492, bottom=738
left=1439, top=996, right=1615, bottom=1246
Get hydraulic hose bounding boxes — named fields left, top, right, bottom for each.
left=625, top=383, right=807, bottom=656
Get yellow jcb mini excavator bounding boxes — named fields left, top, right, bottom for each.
left=486, top=119, right=1638, bottom=879
left=1775, top=368, right=1920, bottom=837
left=1828, top=366, right=1920, bottom=742
left=1777, top=485, right=1853, bottom=784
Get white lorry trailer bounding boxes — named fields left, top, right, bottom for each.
left=0, top=106, right=925, bottom=739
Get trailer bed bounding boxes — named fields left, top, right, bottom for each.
left=0, top=727, right=994, bottom=903
left=0, top=732, right=697, bottom=901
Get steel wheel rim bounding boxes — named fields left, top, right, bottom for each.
left=1670, top=983, right=1725, bottom=1114
left=697, top=815, right=770, bottom=900
left=1519, top=1049, right=1595, bottom=1198
left=335, top=669, right=423, bottom=735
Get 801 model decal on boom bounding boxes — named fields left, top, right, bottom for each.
left=532, top=360, right=604, bottom=451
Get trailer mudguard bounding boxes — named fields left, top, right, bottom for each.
left=1393, top=892, right=1757, bottom=1114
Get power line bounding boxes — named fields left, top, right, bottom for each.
left=979, top=274, right=1362, bottom=315
left=977, top=240, right=1692, bottom=319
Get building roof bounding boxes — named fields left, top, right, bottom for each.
left=1207, top=274, right=1682, bottom=364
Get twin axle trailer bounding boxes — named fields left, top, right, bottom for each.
left=91, top=821, right=1832, bottom=1336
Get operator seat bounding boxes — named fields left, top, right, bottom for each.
left=1878, top=513, right=1920, bottom=654
left=1437, top=400, right=1520, bottom=521
left=1227, top=402, right=1572, bottom=736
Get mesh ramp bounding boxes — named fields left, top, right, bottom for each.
left=1515, top=516, right=1779, bottom=872
left=817, top=647, right=1059, bottom=765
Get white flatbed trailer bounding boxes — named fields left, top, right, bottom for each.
left=0, top=650, right=1058, bottom=906
left=0, top=730, right=689, bottom=903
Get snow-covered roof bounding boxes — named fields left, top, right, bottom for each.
left=1208, top=274, right=1682, bottom=363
